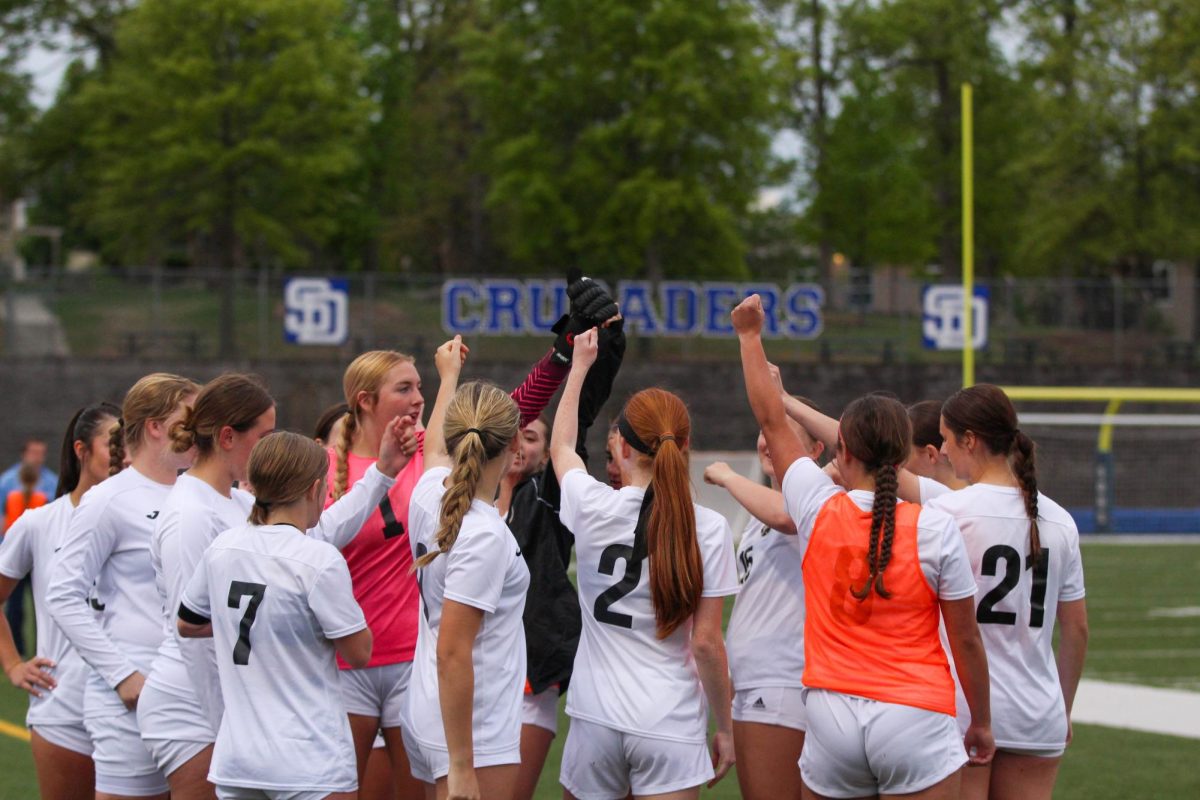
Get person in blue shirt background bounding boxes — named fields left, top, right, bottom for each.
left=1, top=437, right=59, bottom=656
left=0, top=438, right=59, bottom=501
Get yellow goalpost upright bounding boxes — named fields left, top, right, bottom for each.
left=960, top=84, right=1200, bottom=533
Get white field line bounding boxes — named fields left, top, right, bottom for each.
left=1082, top=535, right=1200, bottom=545
left=1073, top=679, right=1200, bottom=739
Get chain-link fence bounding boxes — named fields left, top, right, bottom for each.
left=1, top=265, right=1195, bottom=365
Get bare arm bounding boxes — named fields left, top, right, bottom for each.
left=0, top=574, right=56, bottom=697
left=780, top=393, right=838, bottom=450
left=732, top=297, right=806, bottom=478
left=941, top=596, right=994, bottom=765
left=332, top=627, right=373, bottom=670
left=176, top=619, right=213, bottom=639
left=550, top=329, right=598, bottom=483
left=691, top=596, right=735, bottom=786
left=177, top=599, right=213, bottom=639
left=703, top=462, right=795, bottom=534
left=424, top=336, right=468, bottom=472
left=1056, top=598, right=1089, bottom=742
left=438, top=599, right=484, bottom=800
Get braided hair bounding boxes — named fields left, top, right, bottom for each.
left=332, top=351, right=414, bottom=500
left=414, top=382, right=519, bottom=568
left=838, top=394, right=911, bottom=601
left=943, top=384, right=1042, bottom=564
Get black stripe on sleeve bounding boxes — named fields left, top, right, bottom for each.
left=178, top=602, right=211, bottom=626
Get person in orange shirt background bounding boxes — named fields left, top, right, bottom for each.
left=4, top=462, right=50, bottom=657
left=5, top=463, right=49, bottom=533
left=733, top=293, right=994, bottom=800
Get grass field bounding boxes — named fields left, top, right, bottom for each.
left=1, top=541, right=1198, bottom=799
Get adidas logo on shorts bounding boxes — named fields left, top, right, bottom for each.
left=753, top=696, right=766, bottom=710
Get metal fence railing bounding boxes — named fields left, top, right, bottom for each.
left=1, top=266, right=1195, bottom=365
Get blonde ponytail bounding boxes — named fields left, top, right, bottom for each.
left=415, top=382, right=519, bottom=567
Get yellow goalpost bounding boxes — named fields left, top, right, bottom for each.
left=960, top=84, right=1200, bottom=532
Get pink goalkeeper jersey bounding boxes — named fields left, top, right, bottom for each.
left=325, top=431, right=425, bottom=669
left=324, top=347, right=570, bottom=670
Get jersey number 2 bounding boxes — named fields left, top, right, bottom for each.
left=593, top=544, right=641, bottom=629
left=976, top=545, right=1049, bottom=627
left=228, top=581, right=267, bottom=665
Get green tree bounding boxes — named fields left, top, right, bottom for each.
left=348, top=0, right=492, bottom=274
left=464, top=0, right=782, bottom=279
left=0, top=55, right=32, bottom=196
left=812, top=71, right=939, bottom=270
left=0, top=1, right=134, bottom=66
left=834, top=0, right=1025, bottom=276
left=80, top=0, right=369, bottom=356
left=757, top=0, right=848, bottom=293
left=1012, top=0, right=1200, bottom=281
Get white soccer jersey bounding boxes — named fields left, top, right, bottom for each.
left=147, top=475, right=253, bottom=734
left=402, top=467, right=530, bottom=756
left=783, top=459, right=977, bottom=602
left=46, top=467, right=174, bottom=714
left=725, top=516, right=805, bottom=691
left=181, top=524, right=365, bottom=793
left=148, top=465, right=397, bottom=731
left=924, top=483, right=1086, bottom=749
left=0, top=496, right=95, bottom=727
left=558, top=468, right=739, bottom=745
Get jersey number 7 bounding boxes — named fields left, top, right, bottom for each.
left=228, top=581, right=267, bottom=665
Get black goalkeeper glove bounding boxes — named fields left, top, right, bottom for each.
left=568, top=275, right=619, bottom=326
left=551, top=270, right=618, bottom=363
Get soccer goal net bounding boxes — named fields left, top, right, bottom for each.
left=1019, top=412, right=1200, bottom=534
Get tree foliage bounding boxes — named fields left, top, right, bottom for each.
left=79, top=0, right=368, bottom=270
left=463, top=0, right=782, bottom=279
left=3, top=0, right=1200, bottom=285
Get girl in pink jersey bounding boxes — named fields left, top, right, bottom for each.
left=327, top=342, right=570, bottom=795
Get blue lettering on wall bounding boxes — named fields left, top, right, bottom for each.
left=485, top=279, right=524, bottom=333
left=742, top=284, right=781, bottom=337
left=527, top=280, right=569, bottom=333
left=661, top=282, right=699, bottom=335
left=618, top=281, right=661, bottom=335
left=703, top=283, right=740, bottom=336
left=786, top=284, right=825, bottom=338
left=442, top=280, right=481, bottom=333
left=440, top=278, right=824, bottom=340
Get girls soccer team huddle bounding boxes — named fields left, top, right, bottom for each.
left=0, top=281, right=1089, bottom=800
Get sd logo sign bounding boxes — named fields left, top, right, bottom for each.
left=284, top=278, right=349, bottom=346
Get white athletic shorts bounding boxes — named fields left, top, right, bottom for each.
left=340, top=662, right=412, bottom=729
left=560, top=718, right=713, bottom=800
left=800, top=689, right=965, bottom=798
left=30, top=721, right=93, bottom=757
left=85, top=707, right=169, bottom=796
left=400, top=725, right=520, bottom=784
left=732, top=686, right=808, bottom=732
left=137, top=681, right=215, bottom=776
left=998, top=744, right=1066, bottom=758
left=521, top=687, right=560, bottom=735
left=216, top=786, right=342, bottom=800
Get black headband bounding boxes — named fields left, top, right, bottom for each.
left=617, top=411, right=654, bottom=456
